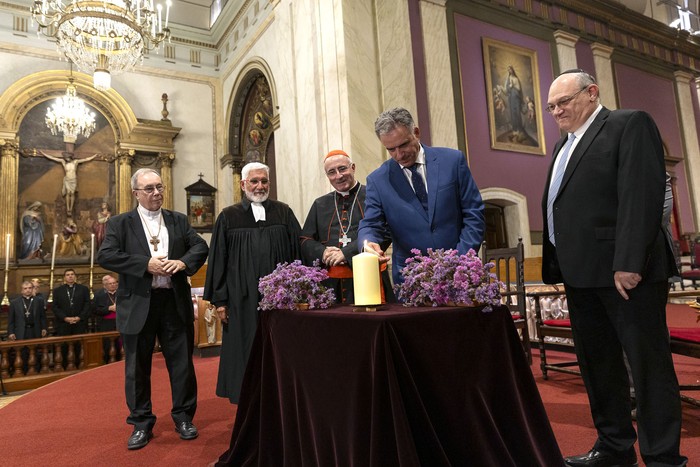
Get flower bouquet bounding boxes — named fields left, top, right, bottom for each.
left=258, top=260, right=336, bottom=310
left=395, top=248, right=503, bottom=311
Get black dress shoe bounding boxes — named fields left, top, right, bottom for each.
left=565, top=449, right=637, bottom=467
left=175, top=421, right=199, bottom=440
left=127, top=429, right=153, bottom=450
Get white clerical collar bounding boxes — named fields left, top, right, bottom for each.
left=251, top=202, right=266, bottom=222
left=336, top=181, right=360, bottom=197
left=137, top=204, right=162, bottom=219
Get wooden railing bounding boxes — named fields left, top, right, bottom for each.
left=0, top=332, right=123, bottom=393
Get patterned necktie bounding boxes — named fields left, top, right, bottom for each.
left=546, top=133, right=576, bottom=246
left=408, top=164, right=428, bottom=212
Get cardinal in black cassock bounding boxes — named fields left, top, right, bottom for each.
left=204, top=163, right=301, bottom=404
left=301, top=150, right=394, bottom=304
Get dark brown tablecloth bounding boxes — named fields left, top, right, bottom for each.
left=216, top=304, right=563, bottom=466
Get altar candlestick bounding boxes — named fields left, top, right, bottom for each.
left=353, top=241, right=381, bottom=306
left=4, top=234, right=9, bottom=271
left=90, top=233, right=95, bottom=268
left=51, top=233, right=58, bottom=271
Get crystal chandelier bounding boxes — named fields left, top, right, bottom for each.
left=45, top=69, right=97, bottom=143
left=31, top=0, right=172, bottom=91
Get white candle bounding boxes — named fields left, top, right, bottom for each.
left=157, top=4, right=162, bottom=32
left=51, top=233, right=58, bottom=270
left=4, top=234, right=10, bottom=271
left=165, top=0, right=171, bottom=27
left=353, top=243, right=381, bottom=306
left=90, top=233, right=95, bottom=268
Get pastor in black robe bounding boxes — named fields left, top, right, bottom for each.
left=204, top=198, right=301, bottom=403
left=300, top=182, right=394, bottom=304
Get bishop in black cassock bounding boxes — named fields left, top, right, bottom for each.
left=301, top=150, right=394, bottom=304
left=204, top=163, right=301, bottom=404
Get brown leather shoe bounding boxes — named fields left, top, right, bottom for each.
left=564, top=449, right=637, bottom=466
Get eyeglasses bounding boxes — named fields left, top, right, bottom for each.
left=545, top=86, right=589, bottom=113
left=134, top=184, right=166, bottom=194
left=326, top=165, right=351, bottom=177
left=245, top=178, right=269, bottom=186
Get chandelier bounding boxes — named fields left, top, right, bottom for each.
left=31, top=0, right=172, bottom=91
left=45, top=70, right=96, bottom=143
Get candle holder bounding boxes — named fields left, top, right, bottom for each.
left=48, top=268, right=55, bottom=303
left=352, top=304, right=382, bottom=312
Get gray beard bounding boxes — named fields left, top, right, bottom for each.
left=245, top=192, right=269, bottom=203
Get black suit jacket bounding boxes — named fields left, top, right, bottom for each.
left=52, top=283, right=91, bottom=322
left=97, top=208, right=208, bottom=335
left=8, top=295, right=47, bottom=339
left=541, top=107, right=675, bottom=287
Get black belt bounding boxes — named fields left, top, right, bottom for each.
left=25, top=324, right=35, bottom=328
left=151, top=288, right=173, bottom=293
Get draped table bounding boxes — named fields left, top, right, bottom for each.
left=216, top=304, right=563, bottom=466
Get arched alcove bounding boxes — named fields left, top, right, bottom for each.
left=480, top=187, right=533, bottom=257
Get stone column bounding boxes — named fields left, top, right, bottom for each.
left=158, top=153, right=175, bottom=211
left=553, top=30, right=579, bottom=75
left=419, top=0, right=458, bottom=147
left=590, top=43, right=617, bottom=109
left=116, top=149, right=134, bottom=214
left=0, top=138, right=19, bottom=262
left=677, top=72, right=700, bottom=231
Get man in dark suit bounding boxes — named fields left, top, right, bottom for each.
left=52, top=268, right=90, bottom=335
left=93, top=274, right=119, bottom=363
left=98, top=168, right=208, bottom=450
left=542, top=69, right=686, bottom=466
left=358, top=107, right=484, bottom=284
left=8, top=281, right=47, bottom=341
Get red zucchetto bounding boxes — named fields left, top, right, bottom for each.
left=324, top=149, right=350, bottom=160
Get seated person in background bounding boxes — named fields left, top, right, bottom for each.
left=301, top=149, right=394, bottom=304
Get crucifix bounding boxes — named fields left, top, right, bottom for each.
left=34, top=141, right=103, bottom=218
left=339, top=234, right=351, bottom=247
left=150, top=236, right=161, bottom=252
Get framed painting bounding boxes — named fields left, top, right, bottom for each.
left=185, top=175, right=217, bottom=233
left=482, top=37, right=546, bottom=155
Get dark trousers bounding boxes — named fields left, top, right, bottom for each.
left=122, top=289, right=197, bottom=431
left=566, top=281, right=686, bottom=466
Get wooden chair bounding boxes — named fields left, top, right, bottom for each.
left=482, top=237, right=531, bottom=364
left=527, top=289, right=579, bottom=380
left=680, top=239, right=700, bottom=290
left=668, top=290, right=700, bottom=406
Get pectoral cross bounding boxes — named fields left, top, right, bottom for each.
left=150, top=236, right=160, bottom=252
left=339, top=234, right=351, bottom=247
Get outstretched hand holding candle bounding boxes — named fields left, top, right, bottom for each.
left=363, top=241, right=390, bottom=263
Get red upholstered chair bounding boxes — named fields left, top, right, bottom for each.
left=482, top=237, right=531, bottom=364
left=528, top=288, right=580, bottom=380
left=680, top=240, right=700, bottom=290
left=669, top=326, right=700, bottom=406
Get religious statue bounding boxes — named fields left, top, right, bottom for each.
left=39, top=150, right=98, bottom=217
left=58, top=221, right=83, bottom=256
left=204, top=303, right=218, bottom=344
left=19, top=201, right=44, bottom=260
left=92, top=202, right=112, bottom=249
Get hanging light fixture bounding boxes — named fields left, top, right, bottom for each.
left=45, top=64, right=97, bottom=143
left=31, top=0, right=173, bottom=91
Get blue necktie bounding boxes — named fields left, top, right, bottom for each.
left=546, top=133, right=576, bottom=246
left=408, top=164, right=428, bottom=212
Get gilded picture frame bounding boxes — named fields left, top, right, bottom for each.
left=482, top=37, right=546, bottom=156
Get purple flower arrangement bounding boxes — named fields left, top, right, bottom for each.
left=258, top=260, right=336, bottom=310
left=396, top=248, right=503, bottom=311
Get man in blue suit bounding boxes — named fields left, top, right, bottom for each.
left=358, top=107, right=485, bottom=284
